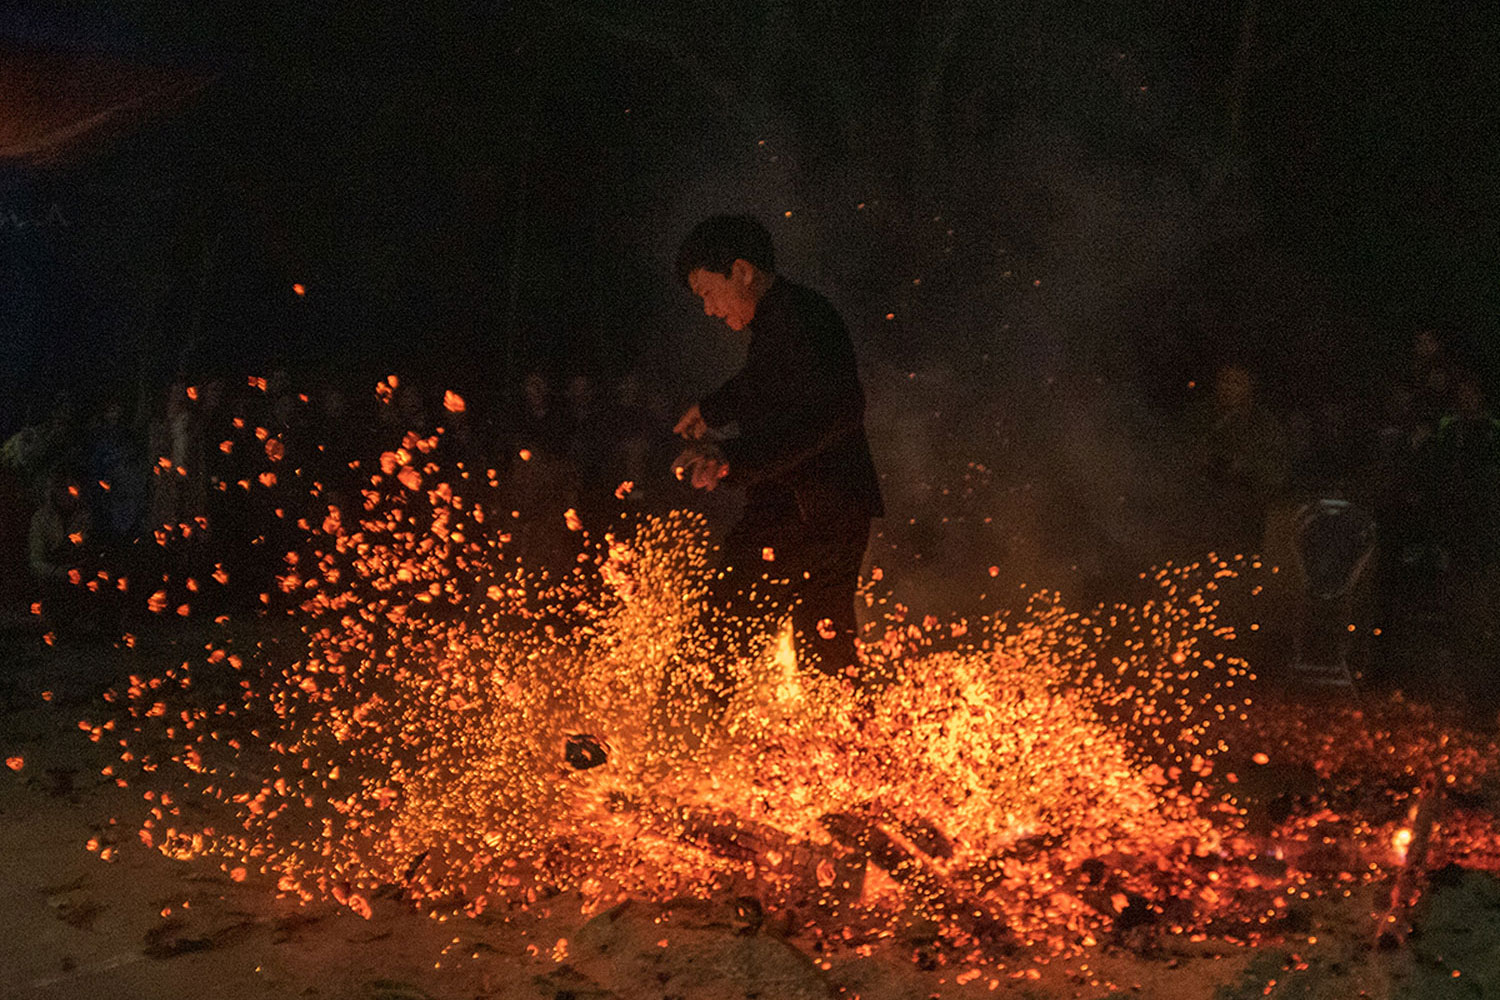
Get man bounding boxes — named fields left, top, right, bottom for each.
left=672, top=214, right=883, bottom=688
left=1423, top=371, right=1500, bottom=572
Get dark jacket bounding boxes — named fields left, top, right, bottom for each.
left=699, top=277, right=883, bottom=524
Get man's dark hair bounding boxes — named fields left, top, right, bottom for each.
left=675, top=215, right=775, bottom=288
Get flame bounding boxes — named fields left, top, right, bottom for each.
left=1392, top=826, right=1413, bottom=863
left=770, top=619, right=800, bottom=704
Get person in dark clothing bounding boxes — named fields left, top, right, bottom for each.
left=1422, top=372, right=1500, bottom=572
left=671, top=214, right=883, bottom=689
left=1412, top=371, right=1500, bottom=714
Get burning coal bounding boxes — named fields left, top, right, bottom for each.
left=78, top=389, right=1500, bottom=972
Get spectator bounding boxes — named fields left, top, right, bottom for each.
left=147, top=382, right=209, bottom=536
left=1190, top=363, right=1289, bottom=554
left=1422, top=371, right=1500, bottom=572
left=1, top=391, right=77, bottom=500
left=1414, top=370, right=1500, bottom=713
left=28, top=468, right=93, bottom=631
left=1406, top=328, right=1456, bottom=449
left=83, top=398, right=148, bottom=550
left=1290, top=399, right=1366, bottom=498
left=1367, top=379, right=1425, bottom=578
left=605, top=371, right=657, bottom=508
left=564, top=373, right=617, bottom=529
left=309, top=385, right=362, bottom=508
left=376, top=377, right=430, bottom=437
left=2, top=394, right=77, bottom=615
left=506, top=371, right=578, bottom=568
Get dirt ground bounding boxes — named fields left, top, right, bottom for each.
left=3, top=623, right=1498, bottom=1000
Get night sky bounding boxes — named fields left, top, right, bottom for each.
left=2, top=0, right=1497, bottom=429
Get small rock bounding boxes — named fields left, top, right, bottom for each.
left=564, top=734, right=607, bottom=770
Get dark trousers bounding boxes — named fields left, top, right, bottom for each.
left=708, top=497, right=871, bottom=684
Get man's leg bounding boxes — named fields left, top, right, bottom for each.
left=658, top=506, right=793, bottom=730
left=786, top=517, right=871, bottom=685
left=702, top=515, right=795, bottom=695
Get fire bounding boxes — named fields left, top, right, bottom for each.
left=1392, top=826, right=1413, bottom=863
left=80, top=400, right=1500, bottom=971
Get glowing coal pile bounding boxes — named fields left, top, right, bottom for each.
left=78, top=390, right=1500, bottom=972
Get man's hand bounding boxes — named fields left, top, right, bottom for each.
left=673, top=403, right=708, bottom=440
left=690, top=454, right=728, bottom=491
left=672, top=443, right=729, bottom=492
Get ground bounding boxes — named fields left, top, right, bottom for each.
left=3, top=622, right=1498, bottom=1000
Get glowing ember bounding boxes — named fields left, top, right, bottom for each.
left=78, top=401, right=1500, bottom=972
left=1392, top=827, right=1413, bottom=863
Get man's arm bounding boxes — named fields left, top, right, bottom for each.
left=689, top=285, right=866, bottom=488
left=698, top=367, right=755, bottom=431
left=673, top=403, right=708, bottom=440
left=718, top=392, right=862, bottom=487
left=718, top=316, right=865, bottom=484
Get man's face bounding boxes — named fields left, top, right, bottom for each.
left=689, top=263, right=759, bottom=332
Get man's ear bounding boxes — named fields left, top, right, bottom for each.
left=730, top=258, right=756, bottom=285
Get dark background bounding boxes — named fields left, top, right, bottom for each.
left=2, top=0, right=1497, bottom=595
left=4, top=1, right=1496, bottom=409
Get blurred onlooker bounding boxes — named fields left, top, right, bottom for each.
left=506, top=371, right=578, bottom=567
left=1190, top=363, right=1290, bottom=553
left=1288, top=399, right=1368, bottom=498
left=2, top=394, right=77, bottom=615
left=147, top=382, right=209, bottom=535
left=564, top=373, right=612, bottom=513
left=1421, top=371, right=1500, bottom=572
left=1410, top=370, right=1500, bottom=705
left=510, top=371, right=571, bottom=469
left=606, top=371, right=656, bottom=508
left=1371, top=381, right=1418, bottom=469
left=29, top=469, right=92, bottom=632
left=565, top=372, right=646, bottom=530
left=1406, top=328, right=1456, bottom=449
left=1366, top=380, right=1424, bottom=569
left=1, top=391, right=77, bottom=500
left=311, top=385, right=361, bottom=503
left=83, top=398, right=148, bottom=550
left=267, top=368, right=300, bottom=430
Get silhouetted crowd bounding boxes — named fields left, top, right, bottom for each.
left=1184, top=329, right=1498, bottom=694
left=2, top=331, right=1496, bottom=697
left=0, top=368, right=719, bottom=639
